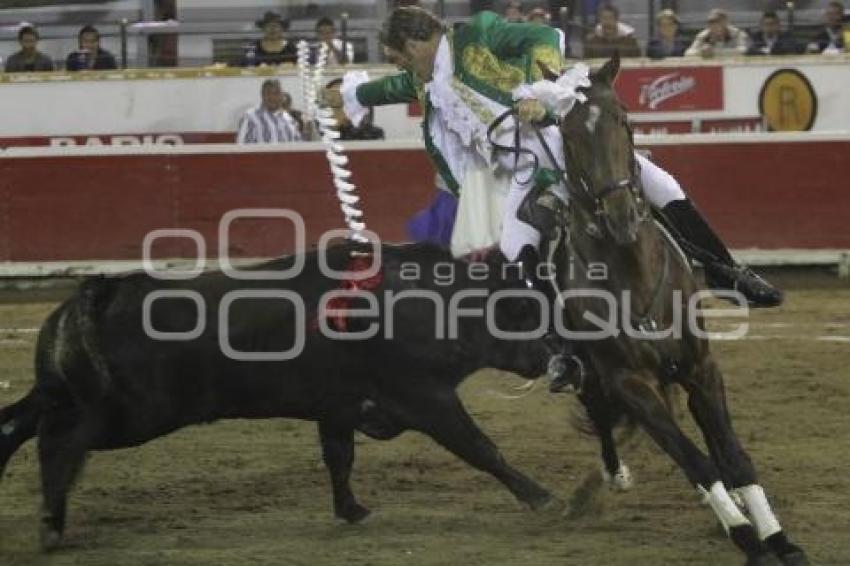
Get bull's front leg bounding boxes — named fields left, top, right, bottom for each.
left=318, top=421, right=370, bottom=523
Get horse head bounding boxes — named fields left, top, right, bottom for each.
left=549, top=54, right=647, bottom=245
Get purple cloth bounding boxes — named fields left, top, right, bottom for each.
left=407, top=191, right=458, bottom=248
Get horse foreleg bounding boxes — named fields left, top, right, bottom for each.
left=578, top=382, right=632, bottom=491
left=610, top=370, right=774, bottom=563
left=687, top=359, right=809, bottom=565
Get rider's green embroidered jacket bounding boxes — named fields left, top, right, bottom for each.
left=353, top=10, right=565, bottom=194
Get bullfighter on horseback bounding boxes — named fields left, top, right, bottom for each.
left=324, top=7, right=782, bottom=388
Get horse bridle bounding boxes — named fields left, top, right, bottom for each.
left=561, top=105, right=650, bottom=234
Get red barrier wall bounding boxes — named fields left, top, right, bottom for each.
left=0, top=137, right=847, bottom=263
left=0, top=148, right=435, bottom=261
left=645, top=141, right=850, bottom=249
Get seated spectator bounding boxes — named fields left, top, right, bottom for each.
left=314, top=17, right=355, bottom=66
left=4, top=24, right=54, bottom=72
left=236, top=79, right=302, bottom=144
left=241, top=11, right=297, bottom=66
left=504, top=1, right=524, bottom=23
left=685, top=9, right=748, bottom=58
left=646, top=9, right=687, bottom=59
left=325, top=79, right=385, bottom=141
left=592, top=4, right=635, bottom=38
left=526, top=7, right=550, bottom=25
left=808, top=1, right=846, bottom=53
left=281, top=91, right=307, bottom=139
left=65, top=25, right=118, bottom=71
left=747, top=11, right=798, bottom=56
left=584, top=4, right=641, bottom=58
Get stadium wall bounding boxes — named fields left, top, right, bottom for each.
left=0, top=133, right=848, bottom=275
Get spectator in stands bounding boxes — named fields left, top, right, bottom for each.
left=685, top=9, right=748, bottom=58
left=236, top=79, right=302, bottom=144
left=504, top=1, right=524, bottom=23
left=241, top=11, right=297, bottom=66
left=808, top=1, right=846, bottom=53
left=747, top=11, right=798, bottom=56
left=4, top=24, right=54, bottom=72
left=325, top=78, right=385, bottom=140
left=281, top=90, right=308, bottom=139
left=526, top=7, right=549, bottom=25
left=592, top=3, right=635, bottom=38
left=65, top=25, right=118, bottom=71
left=314, top=17, right=355, bottom=65
left=646, top=9, right=687, bottom=59
left=584, top=4, right=641, bottom=58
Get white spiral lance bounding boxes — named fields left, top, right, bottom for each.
left=297, top=41, right=368, bottom=243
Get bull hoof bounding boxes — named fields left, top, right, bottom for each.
left=526, top=493, right=565, bottom=518
left=337, top=502, right=371, bottom=524
left=40, top=526, right=63, bottom=553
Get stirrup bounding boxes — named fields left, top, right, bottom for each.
left=547, top=353, right=585, bottom=394
left=517, top=184, right=563, bottom=240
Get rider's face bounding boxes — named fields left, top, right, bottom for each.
left=385, top=38, right=437, bottom=82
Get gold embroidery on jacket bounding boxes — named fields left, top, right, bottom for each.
left=530, top=45, right=566, bottom=81
left=461, top=44, right=525, bottom=92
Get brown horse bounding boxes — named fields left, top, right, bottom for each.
left=546, top=56, right=809, bottom=566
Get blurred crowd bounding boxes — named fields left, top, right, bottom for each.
left=2, top=11, right=356, bottom=73
left=509, top=0, right=848, bottom=59
left=2, top=2, right=848, bottom=74
left=2, top=1, right=846, bottom=146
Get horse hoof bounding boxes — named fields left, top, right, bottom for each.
left=602, top=463, right=633, bottom=491
left=40, top=527, right=63, bottom=553
left=779, top=551, right=809, bottom=566
left=337, top=502, right=371, bottom=524
left=764, top=532, right=809, bottom=566
left=745, top=552, right=782, bottom=566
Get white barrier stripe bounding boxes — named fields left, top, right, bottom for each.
left=3, top=133, right=850, bottom=160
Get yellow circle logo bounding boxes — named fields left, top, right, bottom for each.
left=759, top=69, right=817, bottom=131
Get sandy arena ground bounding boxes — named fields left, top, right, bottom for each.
left=0, top=275, right=848, bottom=565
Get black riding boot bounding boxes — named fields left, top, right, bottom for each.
left=660, top=199, right=783, bottom=308
left=514, top=245, right=584, bottom=393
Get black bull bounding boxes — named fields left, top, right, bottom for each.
left=0, top=242, right=563, bottom=549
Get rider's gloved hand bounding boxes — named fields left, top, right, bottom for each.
left=322, top=88, right=344, bottom=108
left=515, top=98, right=547, bottom=123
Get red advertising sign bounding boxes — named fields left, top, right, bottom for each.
left=615, top=66, right=724, bottom=112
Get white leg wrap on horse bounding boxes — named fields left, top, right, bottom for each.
left=698, top=482, right=751, bottom=532
left=635, top=153, right=686, bottom=208
left=736, top=484, right=782, bottom=540
left=601, top=462, right=633, bottom=491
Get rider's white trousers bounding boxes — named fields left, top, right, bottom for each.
left=498, top=125, right=686, bottom=261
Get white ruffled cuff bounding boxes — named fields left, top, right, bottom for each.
left=511, top=84, right=534, bottom=101
left=511, top=62, right=592, bottom=116
left=340, top=70, right=370, bottom=127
